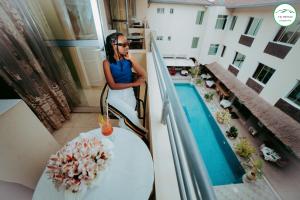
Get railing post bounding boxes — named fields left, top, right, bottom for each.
left=161, top=93, right=169, bottom=124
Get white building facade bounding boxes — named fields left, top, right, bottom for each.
left=144, top=2, right=300, bottom=122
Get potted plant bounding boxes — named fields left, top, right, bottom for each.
left=244, top=158, right=263, bottom=182
left=204, top=92, right=214, bottom=102
left=226, top=126, right=238, bottom=139
left=189, top=66, right=200, bottom=79
left=195, top=79, right=204, bottom=86
left=235, top=138, right=256, bottom=159
left=215, top=109, right=231, bottom=124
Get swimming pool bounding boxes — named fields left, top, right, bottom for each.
left=175, top=83, right=244, bottom=186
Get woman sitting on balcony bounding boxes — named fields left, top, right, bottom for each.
left=103, top=32, right=148, bottom=137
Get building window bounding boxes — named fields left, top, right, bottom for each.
left=232, top=52, right=245, bottom=68
left=170, top=8, right=174, bottom=14
left=229, top=16, right=237, bottom=30
left=156, top=36, right=163, bottom=40
left=196, top=11, right=204, bottom=25
left=287, top=82, right=300, bottom=106
left=273, top=21, right=300, bottom=45
left=208, top=44, right=219, bottom=55
left=245, top=17, right=262, bottom=36
left=252, top=63, right=275, bottom=84
left=215, top=15, right=228, bottom=30
left=191, top=37, right=199, bottom=48
left=157, top=8, right=164, bottom=14
left=220, top=45, right=226, bottom=57
left=168, top=36, right=171, bottom=41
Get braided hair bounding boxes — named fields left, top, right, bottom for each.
left=105, top=32, right=124, bottom=63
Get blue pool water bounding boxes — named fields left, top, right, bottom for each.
left=175, top=83, right=245, bottom=186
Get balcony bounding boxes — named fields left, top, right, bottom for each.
left=264, top=41, right=292, bottom=59
left=275, top=98, right=300, bottom=123
left=246, top=78, right=264, bottom=94
left=239, top=34, right=254, bottom=47
left=228, top=65, right=239, bottom=76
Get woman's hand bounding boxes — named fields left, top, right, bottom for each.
left=132, top=78, right=145, bottom=87
left=124, top=52, right=133, bottom=61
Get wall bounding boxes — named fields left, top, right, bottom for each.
left=146, top=3, right=206, bottom=58
left=136, top=0, right=148, bottom=23
left=0, top=181, right=33, bottom=200
left=198, top=6, right=229, bottom=64
left=0, top=100, right=61, bottom=189
left=146, top=53, right=181, bottom=200
left=131, top=50, right=147, bottom=70
left=144, top=2, right=300, bottom=114
left=213, top=5, right=300, bottom=106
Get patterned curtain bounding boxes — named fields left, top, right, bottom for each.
left=0, top=0, right=80, bottom=132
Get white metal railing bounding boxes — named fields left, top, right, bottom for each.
left=150, top=33, right=217, bottom=200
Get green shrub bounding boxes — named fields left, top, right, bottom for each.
left=252, top=159, right=263, bottom=178
left=226, top=126, right=238, bottom=138
left=189, top=66, right=200, bottom=78
left=196, top=79, right=204, bottom=86
left=204, top=92, right=214, bottom=102
left=235, top=138, right=255, bottom=159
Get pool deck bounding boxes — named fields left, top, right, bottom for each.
left=174, top=79, right=300, bottom=200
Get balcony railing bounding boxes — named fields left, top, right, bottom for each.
left=150, top=32, right=217, bottom=200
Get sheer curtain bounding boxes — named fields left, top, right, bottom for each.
left=0, top=0, right=80, bottom=132
left=65, top=0, right=97, bottom=39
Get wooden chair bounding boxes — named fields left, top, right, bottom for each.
left=100, top=82, right=147, bottom=126
left=100, top=74, right=148, bottom=145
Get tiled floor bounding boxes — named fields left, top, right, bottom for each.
left=215, top=179, right=279, bottom=200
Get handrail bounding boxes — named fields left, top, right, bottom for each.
left=150, top=32, right=217, bottom=200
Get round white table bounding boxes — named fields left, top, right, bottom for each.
left=33, top=127, right=154, bottom=200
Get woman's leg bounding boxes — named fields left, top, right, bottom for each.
left=107, top=88, right=147, bottom=135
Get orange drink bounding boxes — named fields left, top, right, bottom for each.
left=101, top=119, right=113, bottom=136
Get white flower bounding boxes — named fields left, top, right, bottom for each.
left=46, top=136, right=113, bottom=192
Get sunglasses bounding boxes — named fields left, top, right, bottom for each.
left=115, top=41, right=131, bottom=47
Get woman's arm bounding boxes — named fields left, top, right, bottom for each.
left=125, top=53, right=146, bottom=81
left=103, top=60, right=141, bottom=90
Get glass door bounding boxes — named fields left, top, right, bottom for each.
left=107, top=0, right=136, bottom=36
left=29, top=0, right=107, bottom=111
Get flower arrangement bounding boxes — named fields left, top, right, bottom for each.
left=46, top=136, right=112, bottom=193
left=215, top=109, right=231, bottom=124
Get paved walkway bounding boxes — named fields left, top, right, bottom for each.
left=215, top=180, right=279, bottom=200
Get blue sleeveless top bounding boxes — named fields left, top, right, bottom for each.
left=109, top=59, right=133, bottom=83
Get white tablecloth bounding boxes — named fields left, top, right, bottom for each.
left=32, top=128, right=154, bottom=200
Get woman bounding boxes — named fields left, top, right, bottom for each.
left=103, top=32, right=147, bottom=137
